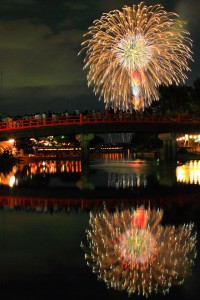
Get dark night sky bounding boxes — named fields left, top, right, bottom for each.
left=0, top=0, right=199, bottom=116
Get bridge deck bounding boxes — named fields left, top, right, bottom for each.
left=0, top=113, right=200, bottom=138
left=0, top=113, right=199, bottom=131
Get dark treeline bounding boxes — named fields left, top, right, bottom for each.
left=144, top=78, right=200, bottom=116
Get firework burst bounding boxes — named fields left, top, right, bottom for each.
left=79, top=2, right=193, bottom=111
left=81, top=206, right=197, bottom=297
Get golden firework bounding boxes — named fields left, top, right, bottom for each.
left=81, top=206, right=197, bottom=297
left=79, top=2, right=193, bottom=111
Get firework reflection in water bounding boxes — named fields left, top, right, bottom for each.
left=79, top=2, right=193, bottom=111
left=81, top=206, right=197, bottom=297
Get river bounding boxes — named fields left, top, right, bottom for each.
left=0, top=155, right=200, bottom=300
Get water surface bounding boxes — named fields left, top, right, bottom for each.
left=0, top=157, right=200, bottom=300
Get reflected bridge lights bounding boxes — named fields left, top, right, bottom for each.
left=108, top=173, right=148, bottom=188
left=0, top=160, right=82, bottom=188
left=81, top=206, right=197, bottom=297
left=0, top=171, right=16, bottom=187
left=9, top=175, right=15, bottom=187
left=176, top=160, right=200, bottom=185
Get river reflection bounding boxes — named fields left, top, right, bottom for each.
left=1, top=159, right=200, bottom=189
left=81, top=206, right=197, bottom=297
left=0, top=195, right=199, bottom=300
left=176, top=160, right=200, bottom=185
left=0, top=157, right=200, bottom=299
left=0, top=160, right=82, bottom=188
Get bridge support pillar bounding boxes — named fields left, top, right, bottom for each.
left=80, top=133, right=94, bottom=166
left=76, top=133, right=94, bottom=190
left=158, top=133, right=177, bottom=161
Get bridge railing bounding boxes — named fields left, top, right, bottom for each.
left=0, top=113, right=200, bottom=132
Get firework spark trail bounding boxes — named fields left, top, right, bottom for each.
left=79, top=2, right=193, bottom=112
left=81, top=206, right=197, bottom=297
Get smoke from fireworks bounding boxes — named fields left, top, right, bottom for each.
left=79, top=2, right=193, bottom=111
left=81, top=206, right=197, bottom=297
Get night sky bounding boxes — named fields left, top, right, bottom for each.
left=0, top=0, right=199, bottom=116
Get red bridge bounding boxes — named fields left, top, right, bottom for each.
left=0, top=113, right=200, bottom=139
